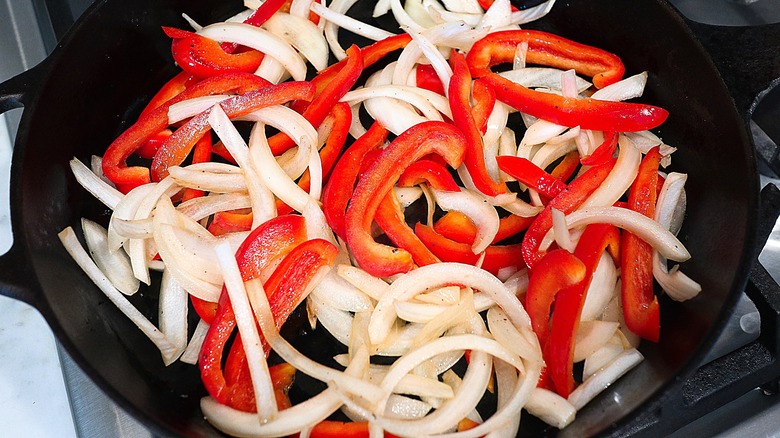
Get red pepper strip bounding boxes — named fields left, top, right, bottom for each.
left=415, top=64, right=445, bottom=95
left=151, top=80, right=315, bottom=181
left=457, top=417, right=481, bottom=432
left=525, top=249, right=587, bottom=354
left=472, top=78, right=496, bottom=134
left=135, top=128, right=172, bottom=159
left=548, top=224, right=620, bottom=397
left=308, top=421, right=400, bottom=438
left=476, top=0, right=519, bottom=12
left=522, top=158, right=616, bottom=269
left=345, top=121, right=467, bottom=277
left=449, top=50, right=507, bottom=196
left=375, top=192, right=441, bottom=267
left=138, top=71, right=199, bottom=120
left=219, top=0, right=287, bottom=54
left=269, top=362, right=296, bottom=410
left=434, top=211, right=534, bottom=245
left=164, top=27, right=264, bottom=78
left=621, top=146, right=663, bottom=342
left=210, top=140, right=237, bottom=164
left=322, top=122, right=389, bottom=240
left=482, top=73, right=669, bottom=132
left=268, top=45, right=364, bottom=155
left=397, top=159, right=460, bottom=191
left=581, top=131, right=619, bottom=166
left=415, top=224, right=525, bottom=276
left=467, top=29, right=625, bottom=89
left=550, top=151, right=580, bottom=183
left=181, top=133, right=213, bottom=202
left=208, top=210, right=254, bottom=237
left=191, top=295, right=219, bottom=324
left=102, top=72, right=270, bottom=191
left=496, top=155, right=567, bottom=199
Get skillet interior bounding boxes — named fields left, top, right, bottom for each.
left=7, top=0, right=758, bottom=436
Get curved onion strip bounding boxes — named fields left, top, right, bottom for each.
left=500, top=68, right=591, bottom=94
left=540, top=206, right=691, bottom=262
left=90, top=155, right=114, bottom=187
left=503, top=268, right=529, bottom=299
left=308, top=293, right=354, bottom=347
left=580, top=252, right=619, bottom=321
left=110, top=218, right=152, bottom=240
left=337, top=264, right=389, bottom=300
left=289, top=0, right=315, bottom=17
left=168, top=95, right=231, bottom=124
left=527, top=139, right=577, bottom=171
left=416, top=285, right=461, bottom=304
left=342, top=85, right=451, bottom=119
left=510, top=0, right=556, bottom=25
left=322, top=0, right=357, bottom=60
left=580, top=134, right=641, bottom=209
left=524, top=388, right=576, bottom=429
left=180, top=319, right=210, bottom=365
left=70, top=158, right=122, bottom=210
left=573, top=320, right=619, bottom=363
left=312, top=2, right=394, bottom=42
left=457, top=166, right=541, bottom=217
left=490, top=359, right=520, bottom=437
left=158, top=269, right=188, bottom=365
left=367, top=367, right=455, bottom=400
left=432, top=188, right=500, bottom=254
left=198, top=22, right=307, bottom=81
left=389, top=0, right=425, bottom=33
left=240, top=105, right=319, bottom=185
left=167, top=163, right=247, bottom=193
left=208, top=105, right=277, bottom=225
left=264, top=12, right=330, bottom=71
left=478, top=0, right=511, bottom=29
left=58, top=227, right=179, bottom=361
left=653, top=172, right=700, bottom=301
left=567, top=348, right=644, bottom=410
left=582, top=341, right=624, bottom=381
left=369, top=263, right=534, bottom=345
left=487, top=306, right=543, bottom=363
left=177, top=192, right=251, bottom=222
left=245, top=278, right=389, bottom=404
left=423, top=1, right=482, bottom=26
left=410, top=289, right=476, bottom=348
left=407, top=27, right=453, bottom=93
left=395, top=186, right=424, bottom=208
left=364, top=70, right=429, bottom=135
left=81, top=218, right=139, bottom=296
left=395, top=301, right=450, bottom=323
left=215, top=243, right=279, bottom=422
left=592, top=72, right=648, bottom=102
left=551, top=208, right=575, bottom=252
left=310, top=270, right=375, bottom=312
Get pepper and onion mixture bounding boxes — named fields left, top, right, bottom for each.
left=59, top=0, right=702, bottom=436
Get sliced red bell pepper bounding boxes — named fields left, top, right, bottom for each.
left=236, top=214, right=308, bottom=282
left=621, top=146, right=663, bottom=342
left=547, top=224, right=620, bottom=397
left=208, top=210, right=253, bottom=237
left=581, top=131, right=619, bottom=166
left=102, top=72, right=270, bottom=191
left=322, top=122, right=389, bottom=240
left=345, top=121, right=466, bottom=277
left=476, top=0, right=519, bottom=12
left=522, top=158, right=616, bottom=269
left=415, top=223, right=525, bottom=276
left=210, top=140, right=237, bottom=164
left=433, top=211, right=533, bottom=245
left=525, top=249, right=586, bottom=360
left=449, top=50, right=506, bottom=196
left=138, top=71, right=199, bottom=120
left=397, top=159, right=460, bottom=191
left=296, top=101, right=352, bottom=195
left=308, top=421, right=400, bottom=438
left=415, top=63, right=445, bottom=95
left=467, top=29, right=625, bottom=89
left=471, top=78, right=496, bottom=134
left=151, top=80, right=315, bottom=181
left=550, top=151, right=581, bottom=183
left=268, top=44, right=364, bottom=155
left=164, top=27, right=264, bottom=78
left=481, top=73, right=668, bottom=132
left=135, top=128, right=172, bottom=159
left=375, top=191, right=440, bottom=267
left=496, top=155, right=567, bottom=199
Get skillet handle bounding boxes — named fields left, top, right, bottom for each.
left=0, top=240, right=43, bottom=309
left=684, top=20, right=780, bottom=119
left=0, top=59, right=49, bottom=114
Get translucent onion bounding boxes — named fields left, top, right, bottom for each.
left=567, top=348, right=644, bottom=410
left=177, top=192, right=251, bottom=222
left=432, top=188, right=500, bottom=254
left=477, top=0, right=511, bottom=29
left=168, top=95, right=230, bottom=124
left=264, top=11, right=330, bottom=71
left=158, top=269, right=188, bottom=365
left=167, top=163, right=246, bottom=193
left=580, top=252, right=619, bottom=321
left=311, top=2, right=394, bottom=42
left=81, top=218, right=139, bottom=296
left=573, top=320, right=620, bottom=363
left=341, top=85, right=452, bottom=120
left=180, top=319, right=210, bottom=365
left=500, top=68, right=591, bottom=94
left=582, top=340, right=624, bottom=380
left=69, top=158, right=122, bottom=210
left=579, top=134, right=641, bottom=209
left=591, top=72, right=648, bottom=102
left=524, top=388, right=576, bottom=429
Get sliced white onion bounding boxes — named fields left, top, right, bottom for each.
left=580, top=252, right=619, bottom=321
left=58, top=227, right=179, bottom=362
left=542, top=206, right=691, bottom=262
left=579, top=134, right=641, bottom=209
left=342, top=85, right=452, bottom=120
left=432, top=188, right=500, bottom=254
left=592, top=72, right=648, bottom=102
left=509, top=0, right=556, bottom=25
left=158, top=269, right=188, bottom=365
left=310, top=269, right=375, bottom=312
left=551, top=208, right=575, bottom=252
left=70, top=158, right=122, bottom=210
left=180, top=319, right=210, bottom=365
left=311, top=2, right=394, bottom=42
left=525, top=388, right=576, bottom=429
left=477, top=0, right=511, bottom=29
left=573, top=320, right=620, bottom=363
left=168, top=95, right=231, bottom=125
left=81, top=218, right=139, bottom=296
left=582, top=340, right=625, bottom=380
left=395, top=186, right=424, bottom=208
left=264, top=11, right=330, bottom=71
left=500, top=68, right=591, bottom=94
left=198, top=22, right=307, bottom=81
left=567, top=348, right=644, bottom=410
left=167, top=163, right=247, bottom=193
left=487, top=306, right=543, bottom=364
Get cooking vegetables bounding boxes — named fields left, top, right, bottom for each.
left=60, top=0, right=703, bottom=436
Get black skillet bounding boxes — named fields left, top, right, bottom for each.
left=1, top=0, right=780, bottom=436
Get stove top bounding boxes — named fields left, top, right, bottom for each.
left=0, top=1, right=779, bottom=437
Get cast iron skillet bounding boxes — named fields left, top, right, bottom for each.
left=0, top=0, right=779, bottom=436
